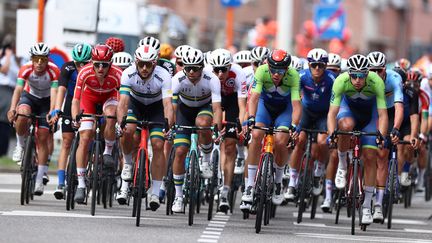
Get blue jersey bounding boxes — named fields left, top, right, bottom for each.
left=299, top=69, right=335, bottom=113
left=384, top=69, right=403, bottom=109
left=59, top=61, right=78, bottom=98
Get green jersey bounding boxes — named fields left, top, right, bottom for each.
left=330, top=71, right=386, bottom=109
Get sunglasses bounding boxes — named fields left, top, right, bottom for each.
left=93, top=62, right=110, bottom=69
left=213, top=66, right=229, bottom=73
left=176, top=61, right=184, bottom=67
left=136, top=61, right=154, bottom=69
left=75, top=61, right=89, bottom=68
left=349, top=72, right=368, bottom=79
left=269, top=67, right=286, bottom=75
left=184, top=65, right=203, bottom=73
left=369, top=68, right=384, bottom=73
left=310, top=62, right=326, bottom=69
left=31, top=56, right=48, bottom=63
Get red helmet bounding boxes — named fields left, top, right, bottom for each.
left=105, top=37, right=125, bottom=53
left=267, top=49, right=291, bottom=69
left=91, top=44, right=114, bottom=62
left=406, top=69, right=423, bottom=83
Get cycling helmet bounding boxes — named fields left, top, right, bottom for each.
left=367, top=51, right=386, bottom=68
left=182, top=48, right=204, bottom=66
left=112, top=52, right=133, bottom=67
left=267, top=49, right=291, bottom=69
left=29, top=42, right=50, bottom=56
left=233, top=50, right=251, bottom=64
left=203, top=51, right=212, bottom=66
left=134, top=45, right=159, bottom=62
left=91, top=44, right=114, bottom=62
left=394, top=58, right=411, bottom=71
left=347, top=54, right=369, bottom=73
left=393, top=67, right=407, bottom=83
left=174, top=45, right=191, bottom=59
left=251, top=46, right=270, bottom=62
left=138, top=36, right=160, bottom=52
left=327, top=53, right=341, bottom=67
left=105, top=37, right=125, bottom=53
left=160, top=43, right=174, bottom=59
left=72, top=43, right=92, bottom=62
left=210, top=48, right=231, bottom=67
left=307, top=48, right=328, bottom=63
left=290, top=56, right=303, bottom=71
left=406, top=69, right=423, bottom=83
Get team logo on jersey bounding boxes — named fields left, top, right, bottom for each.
left=225, top=78, right=235, bottom=87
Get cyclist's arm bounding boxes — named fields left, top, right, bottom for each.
left=72, top=72, right=84, bottom=120
left=238, top=98, right=246, bottom=124
left=117, top=94, right=129, bottom=124
left=393, top=102, right=403, bottom=130
left=410, top=114, right=420, bottom=139
left=248, top=73, right=263, bottom=117
left=212, top=102, right=222, bottom=129
left=327, top=75, right=344, bottom=134
left=50, top=81, right=59, bottom=112
left=290, top=70, right=301, bottom=126
left=55, top=64, right=72, bottom=111
left=392, top=74, right=404, bottom=130
left=9, top=81, right=23, bottom=112
left=163, top=97, right=174, bottom=127
left=377, top=108, right=389, bottom=137
left=210, top=74, right=222, bottom=129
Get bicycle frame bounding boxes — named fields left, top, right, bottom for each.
left=134, top=127, right=150, bottom=190
left=347, top=135, right=363, bottom=201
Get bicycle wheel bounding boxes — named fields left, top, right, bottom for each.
left=386, top=158, right=396, bottom=228
left=310, top=194, right=319, bottom=219
left=20, top=136, right=34, bottom=205
left=351, top=159, right=359, bottom=235
left=335, top=189, right=342, bottom=224
left=66, top=135, right=79, bottom=210
left=208, top=148, right=219, bottom=220
left=136, top=150, right=146, bottom=227
left=264, top=156, right=274, bottom=225
left=297, top=152, right=310, bottom=224
left=255, top=153, right=269, bottom=233
left=166, top=146, right=175, bottom=216
left=91, top=143, right=101, bottom=216
left=189, top=152, right=198, bottom=226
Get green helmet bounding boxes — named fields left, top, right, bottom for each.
left=71, top=43, right=92, bottom=62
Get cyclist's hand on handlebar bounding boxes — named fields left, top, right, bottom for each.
left=390, top=127, right=400, bottom=144
left=376, top=131, right=385, bottom=149
left=7, top=109, right=16, bottom=123
left=326, top=131, right=337, bottom=147
left=411, top=136, right=419, bottom=150
left=289, top=124, right=301, bottom=141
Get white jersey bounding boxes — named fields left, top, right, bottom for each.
left=420, top=78, right=432, bottom=115
left=242, top=65, right=254, bottom=88
left=172, top=68, right=221, bottom=107
left=120, top=65, right=172, bottom=105
left=204, top=63, right=247, bottom=98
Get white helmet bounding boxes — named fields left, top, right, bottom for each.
left=233, top=50, right=251, bottom=64
left=112, top=52, right=133, bottom=68
left=290, top=56, right=303, bottom=71
left=327, top=53, right=341, bottom=67
left=340, top=58, right=348, bottom=72
left=138, top=36, right=160, bottom=52
left=307, top=48, right=328, bottom=63
left=135, top=45, right=159, bottom=62
left=210, top=48, right=231, bottom=67
left=174, top=45, right=191, bottom=59
left=30, top=42, right=50, bottom=56
left=251, top=46, right=270, bottom=62
left=367, top=51, right=386, bottom=68
left=347, top=54, right=369, bottom=73
left=182, top=48, right=204, bottom=65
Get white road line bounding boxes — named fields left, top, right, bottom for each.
left=0, top=189, right=56, bottom=194
left=202, top=231, right=221, bottom=235
left=295, top=233, right=432, bottom=243
left=404, top=228, right=432, bottom=234
left=197, top=239, right=217, bottom=243
left=201, top=235, right=220, bottom=239
left=209, top=220, right=226, bottom=224
left=206, top=227, right=223, bottom=231
left=198, top=213, right=230, bottom=243
left=208, top=223, right=225, bottom=227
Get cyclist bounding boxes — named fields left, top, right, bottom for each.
left=367, top=51, right=403, bottom=223
left=170, top=47, right=222, bottom=213
left=158, top=43, right=176, bottom=77
left=71, top=44, right=122, bottom=203
left=116, top=44, right=173, bottom=210
left=289, top=55, right=303, bottom=72
left=250, top=46, right=270, bottom=73
left=241, top=49, right=301, bottom=211
left=209, top=48, right=247, bottom=212
left=328, top=54, right=388, bottom=225
left=7, top=42, right=60, bottom=195
left=112, top=52, right=133, bottom=71
left=285, top=48, right=335, bottom=204
left=326, top=53, right=342, bottom=76
left=394, top=58, right=411, bottom=72
left=105, top=36, right=125, bottom=53
left=49, top=43, right=92, bottom=199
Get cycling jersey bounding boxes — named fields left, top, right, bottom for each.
left=172, top=68, right=221, bottom=107
left=59, top=61, right=78, bottom=98
left=17, top=61, right=60, bottom=98
left=243, top=65, right=254, bottom=88
left=419, top=89, right=430, bottom=117
left=402, top=86, right=419, bottom=121
left=251, top=64, right=300, bottom=104
left=119, top=65, right=172, bottom=105
left=330, top=71, right=386, bottom=109
left=299, top=69, right=335, bottom=113
left=157, top=58, right=176, bottom=77
left=383, top=69, right=403, bottom=108
left=420, top=78, right=432, bottom=116
left=220, top=63, right=247, bottom=98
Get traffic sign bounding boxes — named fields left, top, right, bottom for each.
left=220, top=0, right=242, bottom=8
left=314, top=4, right=346, bottom=40
left=49, top=47, right=70, bottom=69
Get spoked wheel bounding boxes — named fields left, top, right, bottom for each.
left=188, top=152, right=199, bottom=226
left=310, top=195, right=319, bottom=219
left=335, top=189, right=342, bottom=224
left=66, top=136, right=79, bottom=210
left=166, top=147, right=176, bottom=216
left=350, top=160, right=359, bottom=235
left=208, top=149, right=219, bottom=220
left=388, top=159, right=396, bottom=229
left=21, top=137, right=34, bottom=205
left=91, top=144, right=101, bottom=216
left=255, top=153, right=271, bottom=233
left=297, top=153, right=310, bottom=224
left=135, top=150, right=147, bottom=227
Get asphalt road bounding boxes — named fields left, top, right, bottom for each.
left=1, top=172, right=432, bottom=243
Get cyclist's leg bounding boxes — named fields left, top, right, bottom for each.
left=196, top=105, right=213, bottom=179
left=13, top=93, right=32, bottom=162
left=102, top=97, right=118, bottom=167
left=34, top=96, right=51, bottom=194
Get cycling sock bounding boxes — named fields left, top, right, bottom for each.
left=288, top=168, right=298, bottom=188
left=403, top=161, right=411, bottom=172
left=375, top=186, right=384, bottom=206
left=103, top=139, right=115, bottom=155
left=273, top=163, right=285, bottom=184
left=362, top=186, right=374, bottom=208
left=337, top=151, right=348, bottom=170
left=200, top=143, right=213, bottom=162
left=418, top=168, right=425, bottom=187
left=222, top=185, right=230, bottom=198
left=314, top=160, right=324, bottom=177
left=77, top=167, right=86, bottom=188
left=325, top=179, right=333, bottom=200
left=123, top=153, right=133, bottom=165
left=17, top=135, right=25, bottom=147
left=42, top=165, right=49, bottom=174
left=36, top=165, right=45, bottom=184
left=121, top=180, right=129, bottom=191
left=237, top=144, right=245, bottom=159
left=173, top=174, right=184, bottom=197
left=152, top=180, right=162, bottom=196
left=247, top=165, right=258, bottom=188
left=57, top=170, right=65, bottom=186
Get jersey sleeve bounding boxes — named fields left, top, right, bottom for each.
left=251, top=66, right=265, bottom=94
left=119, top=69, right=132, bottom=96
left=409, top=91, right=419, bottom=116
left=48, top=63, right=60, bottom=88
left=374, top=76, right=387, bottom=109
left=289, top=69, right=301, bottom=101
left=73, top=69, right=85, bottom=100
left=391, top=72, right=404, bottom=103
left=330, top=73, right=347, bottom=106
left=16, top=64, right=31, bottom=87
left=171, top=74, right=180, bottom=104
left=210, top=75, right=222, bottom=103
left=234, top=66, right=247, bottom=98
left=59, top=63, right=71, bottom=88
left=161, top=70, right=173, bottom=99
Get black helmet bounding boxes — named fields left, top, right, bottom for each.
left=267, top=49, right=291, bottom=69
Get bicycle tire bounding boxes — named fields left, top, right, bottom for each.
left=351, top=159, right=359, bottom=235
left=165, top=146, right=175, bottom=215
left=255, top=153, right=269, bottom=233
left=229, top=188, right=236, bottom=214
left=297, top=153, right=310, bottom=224
left=335, top=189, right=342, bottom=224
left=189, top=152, right=198, bottom=226
left=264, top=155, right=274, bottom=225
left=207, top=149, right=219, bottom=220
left=20, top=136, right=34, bottom=205
left=102, top=175, right=108, bottom=209
left=91, top=143, right=101, bottom=216
left=66, top=135, right=79, bottom=210
left=310, top=194, right=318, bottom=219
left=388, top=158, right=396, bottom=229
left=136, top=150, right=146, bottom=227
